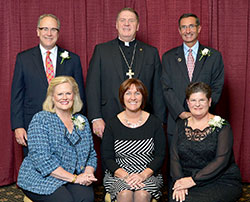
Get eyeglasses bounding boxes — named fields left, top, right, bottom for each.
left=118, top=18, right=137, bottom=24
left=38, top=27, right=59, bottom=33
left=180, top=24, right=198, bottom=31
left=189, top=99, right=208, bottom=105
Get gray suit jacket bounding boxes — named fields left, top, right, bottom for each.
left=161, top=43, right=224, bottom=135
left=86, top=38, right=166, bottom=123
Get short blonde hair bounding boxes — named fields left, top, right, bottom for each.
left=43, top=76, right=83, bottom=114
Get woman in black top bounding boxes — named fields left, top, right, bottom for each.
left=170, top=82, right=242, bottom=202
left=102, top=78, right=166, bottom=202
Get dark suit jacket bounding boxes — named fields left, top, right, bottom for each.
left=86, top=38, right=166, bottom=123
left=161, top=43, right=224, bottom=135
left=11, top=45, right=86, bottom=131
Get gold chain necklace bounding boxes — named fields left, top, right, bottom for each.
left=119, top=43, right=137, bottom=79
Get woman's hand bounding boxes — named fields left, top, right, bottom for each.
left=172, top=188, right=188, bottom=202
left=125, top=173, right=145, bottom=189
left=173, top=177, right=196, bottom=191
left=76, top=173, right=97, bottom=186
left=114, top=168, right=144, bottom=189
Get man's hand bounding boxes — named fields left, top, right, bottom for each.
left=179, top=112, right=192, bottom=119
left=92, top=119, right=105, bottom=138
left=14, top=128, right=27, bottom=146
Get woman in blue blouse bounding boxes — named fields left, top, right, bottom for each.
left=17, top=76, right=97, bottom=202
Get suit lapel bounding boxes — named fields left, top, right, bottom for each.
left=112, top=40, right=124, bottom=81
left=32, top=46, right=48, bottom=87
left=56, top=46, right=65, bottom=76
left=176, top=46, right=190, bottom=83
left=134, top=41, right=144, bottom=78
left=192, top=44, right=206, bottom=82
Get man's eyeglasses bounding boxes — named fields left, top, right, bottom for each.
left=38, top=27, right=59, bottom=33
left=118, top=18, right=137, bottom=24
left=180, top=24, right=198, bottom=31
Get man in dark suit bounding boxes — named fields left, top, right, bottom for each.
left=86, top=7, right=166, bottom=138
left=11, top=14, right=86, bottom=156
left=161, top=13, right=224, bottom=144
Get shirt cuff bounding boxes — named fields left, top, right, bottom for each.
left=91, top=118, right=103, bottom=123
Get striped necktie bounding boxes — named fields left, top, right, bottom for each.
left=187, top=49, right=195, bottom=81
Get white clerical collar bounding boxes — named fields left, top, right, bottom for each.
left=118, top=37, right=135, bottom=47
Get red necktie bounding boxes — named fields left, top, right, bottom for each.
left=187, top=49, right=195, bottom=81
left=45, top=51, right=54, bottom=83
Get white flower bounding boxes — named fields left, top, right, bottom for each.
left=213, top=115, right=222, bottom=122
left=208, top=115, right=226, bottom=131
left=201, top=48, right=209, bottom=55
left=60, top=51, right=71, bottom=64
left=72, top=115, right=85, bottom=130
left=199, top=48, right=211, bottom=61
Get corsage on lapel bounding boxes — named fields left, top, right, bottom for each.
left=72, top=115, right=85, bottom=130
left=199, top=48, right=211, bottom=61
left=60, top=51, right=71, bottom=64
left=208, top=115, right=226, bottom=132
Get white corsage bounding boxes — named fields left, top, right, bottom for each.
left=199, top=48, right=211, bottom=61
left=60, top=51, right=71, bottom=64
left=208, top=115, right=226, bottom=131
left=72, top=115, right=85, bottom=130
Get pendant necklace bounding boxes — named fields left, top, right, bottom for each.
left=119, top=43, right=137, bottom=79
left=124, top=111, right=142, bottom=128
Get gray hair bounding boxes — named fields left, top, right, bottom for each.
left=37, top=14, right=61, bottom=30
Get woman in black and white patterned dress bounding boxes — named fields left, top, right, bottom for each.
left=101, top=78, right=166, bottom=202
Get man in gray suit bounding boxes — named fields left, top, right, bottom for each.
left=11, top=14, right=86, bottom=156
left=161, top=13, right=224, bottom=144
left=86, top=7, right=166, bottom=138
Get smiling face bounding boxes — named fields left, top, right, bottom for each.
left=178, top=16, right=201, bottom=48
left=116, top=10, right=139, bottom=42
left=187, top=92, right=211, bottom=118
left=52, top=82, right=74, bottom=113
left=123, top=84, right=143, bottom=112
left=37, top=16, right=59, bottom=50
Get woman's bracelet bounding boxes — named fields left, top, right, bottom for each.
left=71, top=174, right=78, bottom=183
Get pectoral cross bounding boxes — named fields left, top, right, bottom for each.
left=126, top=68, right=135, bottom=79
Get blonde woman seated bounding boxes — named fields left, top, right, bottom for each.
left=101, top=78, right=166, bottom=202
left=170, top=82, right=242, bottom=202
left=17, top=76, right=97, bottom=202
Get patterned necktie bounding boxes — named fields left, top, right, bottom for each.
left=45, top=51, right=54, bottom=83
left=187, top=49, right=195, bottom=81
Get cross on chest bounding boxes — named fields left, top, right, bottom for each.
left=126, top=69, right=134, bottom=79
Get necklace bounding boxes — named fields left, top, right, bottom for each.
left=124, top=111, right=143, bottom=128
left=119, top=43, right=137, bottom=79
